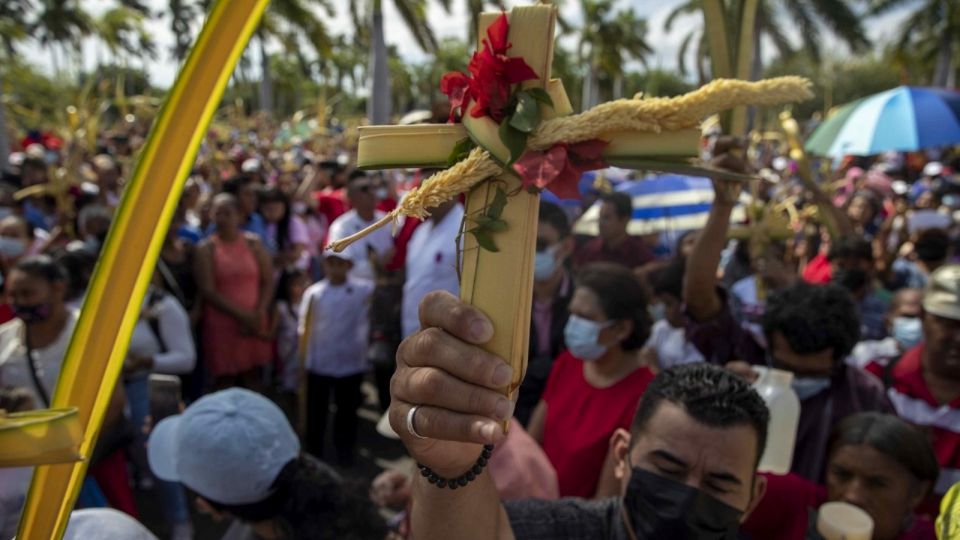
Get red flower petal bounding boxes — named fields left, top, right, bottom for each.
left=504, top=57, right=539, bottom=84
left=550, top=164, right=583, bottom=200
left=568, top=139, right=609, bottom=170
left=486, top=13, right=510, bottom=55
left=513, top=145, right=568, bottom=192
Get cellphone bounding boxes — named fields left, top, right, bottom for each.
left=148, top=374, right=183, bottom=422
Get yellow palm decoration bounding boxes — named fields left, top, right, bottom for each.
left=16, top=1, right=270, bottom=538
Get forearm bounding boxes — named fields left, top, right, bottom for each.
left=684, top=201, right=734, bottom=320
left=410, top=472, right=513, bottom=540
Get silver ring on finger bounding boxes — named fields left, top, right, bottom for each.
left=406, top=405, right=428, bottom=439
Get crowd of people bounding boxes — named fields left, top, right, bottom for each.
left=0, top=117, right=959, bottom=540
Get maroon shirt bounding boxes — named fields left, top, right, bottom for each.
left=572, top=236, right=654, bottom=270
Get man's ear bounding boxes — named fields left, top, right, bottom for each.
left=611, top=428, right=632, bottom=481
left=740, top=474, right=767, bottom=522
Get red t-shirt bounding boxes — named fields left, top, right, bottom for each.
left=743, top=472, right=936, bottom=540
left=868, top=344, right=960, bottom=516
left=802, top=252, right=833, bottom=284
left=314, top=188, right=348, bottom=227
left=541, top=351, right=654, bottom=497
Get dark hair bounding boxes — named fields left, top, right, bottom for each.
left=631, top=364, right=770, bottom=465
left=915, top=228, right=950, bottom=263
left=205, top=456, right=387, bottom=540
left=651, top=257, right=686, bottom=300
left=763, top=282, right=861, bottom=361
left=223, top=174, right=255, bottom=195
left=275, top=267, right=308, bottom=315
left=575, top=262, right=650, bottom=350
left=13, top=255, right=68, bottom=284
left=602, top=192, right=633, bottom=220
left=54, top=248, right=96, bottom=301
left=829, top=413, right=939, bottom=493
left=828, top=235, right=873, bottom=263
left=850, top=190, right=880, bottom=220
left=260, top=187, right=293, bottom=251
left=538, top=200, right=570, bottom=238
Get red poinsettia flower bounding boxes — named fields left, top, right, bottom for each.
left=513, top=140, right=609, bottom=199
left=439, top=13, right=539, bottom=123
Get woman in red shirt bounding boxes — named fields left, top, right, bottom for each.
left=527, top=262, right=655, bottom=498
left=743, top=413, right=938, bottom=540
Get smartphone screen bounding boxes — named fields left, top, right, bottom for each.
left=149, top=374, right=182, bottom=422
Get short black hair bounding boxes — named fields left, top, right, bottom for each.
left=223, top=174, right=255, bottom=195
left=601, top=192, right=633, bottom=220
left=915, top=228, right=950, bottom=263
left=575, top=262, right=651, bottom=350
left=204, top=456, right=387, bottom=540
left=347, top=170, right=368, bottom=183
left=538, top=200, right=570, bottom=238
left=763, top=282, right=861, bottom=361
left=13, top=255, right=68, bottom=284
left=631, top=364, right=770, bottom=466
left=651, top=257, right=686, bottom=300
left=829, top=413, right=939, bottom=493
left=828, top=235, right=873, bottom=263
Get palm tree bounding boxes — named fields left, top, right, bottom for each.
left=168, top=0, right=201, bottom=63
left=578, top=0, right=653, bottom=108
left=0, top=0, right=33, bottom=168
left=349, top=0, right=447, bottom=123
left=31, top=0, right=93, bottom=76
left=256, top=0, right=335, bottom=114
left=96, top=6, right=157, bottom=68
left=664, top=0, right=870, bottom=83
left=871, top=0, right=959, bottom=87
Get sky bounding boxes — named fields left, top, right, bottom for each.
left=21, top=0, right=913, bottom=90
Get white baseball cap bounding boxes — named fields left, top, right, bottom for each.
left=923, top=265, right=960, bottom=321
left=147, top=388, right=300, bottom=505
left=923, top=162, right=944, bottom=178
left=241, top=158, right=262, bottom=173
left=63, top=509, right=158, bottom=540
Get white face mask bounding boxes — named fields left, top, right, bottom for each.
left=534, top=245, right=559, bottom=281
left=564, top=314, right=612, bottom=362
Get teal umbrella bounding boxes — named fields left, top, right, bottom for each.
left=805, top=86, right=960, bottom=157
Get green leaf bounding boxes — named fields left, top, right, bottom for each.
left=526, top=87, right=554, bottom=108
left=498, top=120, right=528, bottom=165
left=487, top=187, right=508, bottom=219
left=446, top=137, right=477, bottom=167
left=470, top=229, right=499, bottom=252
left=509, top=91, right=541, bottom=134
left=484, top=219, right=508, bottom=232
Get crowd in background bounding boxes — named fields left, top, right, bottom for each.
left=0, top=114, right=959, bottom=540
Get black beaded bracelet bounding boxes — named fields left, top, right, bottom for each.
left=417, top=444, right=494, bottom=490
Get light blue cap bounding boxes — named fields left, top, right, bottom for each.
left=147, top=388, right=300, bottom=505
left=63, top=509, right=158, bottom=540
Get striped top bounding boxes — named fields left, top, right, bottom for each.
left=869, top=345, right=960, bottom=499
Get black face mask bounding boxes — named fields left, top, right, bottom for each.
left=13, top=303, right=52, bottom=325
left=832, top=268, right=868, bottom=292
left=622, top=467, right=743, bottom=540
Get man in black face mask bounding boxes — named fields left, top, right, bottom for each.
left=388, top=291, right=769, bottom=540
left=828, top=236, right=889, bottom=340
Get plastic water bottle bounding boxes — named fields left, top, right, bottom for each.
left=752, top=367, right=801, bottom=474
left=816, top=502, right=874, bottom=540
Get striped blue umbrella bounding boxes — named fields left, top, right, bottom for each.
left=572, top=174, right=748, bottom=236
left=806, top=86, right=960, bottom=157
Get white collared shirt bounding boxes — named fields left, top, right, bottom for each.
left=402, top=204, right=464, bottom=337
left=299, top=277, right=374, bottom=377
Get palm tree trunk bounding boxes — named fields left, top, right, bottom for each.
left=0, top=72, right=9, bottom=170
left=612, top=74, right=623, bottom=100
left=368, top=0, right=391, bottom=124
left=933, top=20, right=953, bottom=87
left=259, top=34, right=274, bottom=113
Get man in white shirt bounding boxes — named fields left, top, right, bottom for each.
left=326, top=173, right=395, bottom=282
left=401, top=199, right=464, bottom=338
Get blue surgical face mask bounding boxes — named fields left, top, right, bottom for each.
left=891, top=316, right=923, bottom=350
left=564, top=314, right=611, bottom=362
left=648, top=303, right=666, bottom=322
left=791, top=377, right=831, bottom=401
left=534, top=245, right=559, bottom=281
